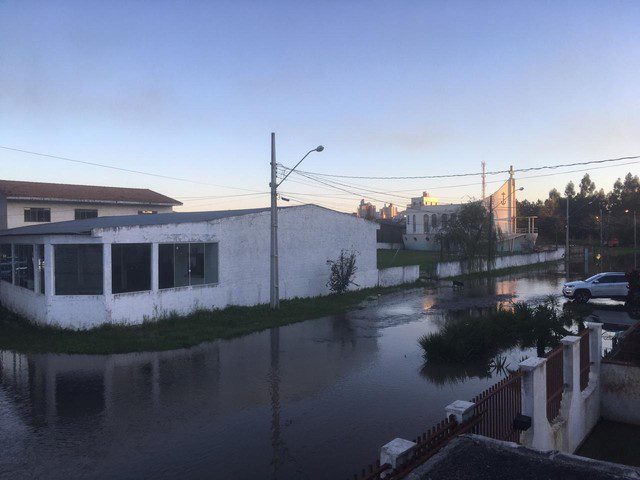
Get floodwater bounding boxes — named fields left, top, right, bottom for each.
left=0, top=261, right=636, bottom=480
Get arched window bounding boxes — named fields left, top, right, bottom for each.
left=412, top=215, right=416, bottom=233
left=423, top=214, right=429, bottom=233
left=449, top=214, right=456, bottom=224
left=441, top=214, right=448, bottom=227
left=431, top=214, right=438, bottom=229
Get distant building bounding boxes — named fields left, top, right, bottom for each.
left=403, top=177, right=538, bottom=252
left=0, top=179, right=182, bottom=229
left=380, top=203, right=398, bottom=220
left=357, top=199, right=378, bottom=220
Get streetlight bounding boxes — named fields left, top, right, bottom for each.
left=270, top=133, right=324, bottom=309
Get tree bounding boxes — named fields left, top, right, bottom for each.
left=578, top=174, right=596, bottom=197
left=565, top=181, right=576, bottom=198
left=326, top=250, right=358, bottom=294
left=437, top=201, right=495, bottom=262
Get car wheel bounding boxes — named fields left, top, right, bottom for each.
left=574, top=290, right=591, bottom=304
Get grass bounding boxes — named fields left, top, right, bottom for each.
left=377, top=249, right=442, bottom=275
left=0, top=282, right=420, bottom=355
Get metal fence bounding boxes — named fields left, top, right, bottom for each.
left=348, top=371, right=524, bottom=480
left=579, top=329, right=591, bottom=391
left=545, top=346, right=564, bottom=422
left=470, top=371, right=523, bottom=443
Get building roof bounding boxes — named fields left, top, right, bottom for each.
left=0, top=179, right=182, bottom=206
left=0, top=207, right=274, bottom=236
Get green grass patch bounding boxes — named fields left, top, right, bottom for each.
left=0, top=282, right=420, bottom=355
left=377, top=249, right=441, bottom=275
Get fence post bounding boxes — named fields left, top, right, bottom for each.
left=519, top=357, right=552, bottom=450
left=379, top=438, right=416, bottom=471
left=445, top=400, right=475, bottom=424
left=561, top=336, right=581, bottom=391
left=584, top=322, right=602, bottom=371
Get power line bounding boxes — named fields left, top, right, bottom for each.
left=0, top=145, right=264, bottom=193
left=281, top=154, right=640, bottom=180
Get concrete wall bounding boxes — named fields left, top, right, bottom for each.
left=436, top=248, right=565, bottom=278
left=377, top=265, right=420, bottom=287
left=520, top=323, right=602, bottom=454
left=5, top=200, right=174, bottom=229
left=600, top=361, right=640, bottom=426
left=0, top=205, right=380, bottom=328
left=377, top=242, right=404, bottom=250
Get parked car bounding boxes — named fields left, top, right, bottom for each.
left=562, top=272, right=629, bottom=303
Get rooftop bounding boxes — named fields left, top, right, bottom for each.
left=405, top=435, right=640, bottom=480
left=0, top=179, right=182, bottom=206
left=0, top=207, right=274, bottom=236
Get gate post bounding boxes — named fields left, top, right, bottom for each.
left=519, top=357, right=552, bottom=450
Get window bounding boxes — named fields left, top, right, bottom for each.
left=423, top=214, right=429, bottom=233
left=24, top=208, right=51, bottom=223
left=55, top=244, right=103, bottom=295
left=38, top=244, right=45, bottom=294
left=441, top=214, right=449, bottom=227
left=159, top=242, right=219, bottom=289
left=0, top=244, right=11, bottom=283
left=75, top=209, right=98, bottom=220
left=412, top=215, right=416, bottom=233
left=111, top=244, right=151, bottom=294
left=14, top=244, right=34, bottom=290
left=138, top=210, right=158, bottom=215
left=432, top=214, right=438, bottom=229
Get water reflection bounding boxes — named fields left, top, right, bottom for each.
left=0, top=263, right=637, bottom=480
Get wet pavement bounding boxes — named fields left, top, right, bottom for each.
left=0, top=261, right=637, bottom=480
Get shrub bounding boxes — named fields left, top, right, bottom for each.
left=327, top=250, right=358, bottom=294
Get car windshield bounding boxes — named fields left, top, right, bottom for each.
left=584, top=274, right=601, bottom=283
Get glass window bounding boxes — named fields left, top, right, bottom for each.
left=0, top=244, right=11, bottom=283
left=24, top=208, right=51, bottom=222
left=441, top=214, right=448, bottom=227
left=111, top=244, right=151, bottom=294
left=432, top=214, right=438, bottom=229
left=38, top=244, right=45, bottom=294
left=205, top=243, right=219, bottom=284
left=412, top=215, right=416, bottom=233
left=597, top=276, right=614, bottom=284
left=159, top=242, right=219, bottom=289
left=138, top=210, right=158, bottom=215
left=55, top=244, right=103, bottom=295
left=174, top=244, right=190, bottom=287
left=189, top=243, right=205, bottom=285
left=14, top=244, right=34, bottom=290
left=423, top=214, right=429, bottom=233
left=75, top=209, right=98, bottom=220
left=158, top=244, right=174, bottom=289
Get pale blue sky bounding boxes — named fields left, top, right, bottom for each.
left=1, top=1, right=639, bottom=211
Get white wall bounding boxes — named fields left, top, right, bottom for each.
left=5, top=201, right=174, bottom=229
left=436, top=248, right=565, bottom=278
left=600, top=362, right=640, bottom=425
left=0, top=205, right=380, bottom=328
left=378, top=265, right=420, bottom=287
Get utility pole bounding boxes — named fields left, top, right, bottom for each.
left=507, top=165, right=514, bottom=235
left=488, top=195, right=493, bottom=268
left=599, top=208, right=603, bottom=248
left=270, top=132, right=279, bottom=309
left=481, top=161, right=486, bottom=200
left=566, top=197, right=570, bottom=270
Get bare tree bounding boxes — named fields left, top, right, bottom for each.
left=327, top=250, right=358, bottom=294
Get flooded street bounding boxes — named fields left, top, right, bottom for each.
left=0, top=262, right=636, bottom=480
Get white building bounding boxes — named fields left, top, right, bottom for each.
left=403, top=178, right=538, bottom=252
left=0, top=179, right=182, bottom=229
left=0, top=205, right=383, bottom=329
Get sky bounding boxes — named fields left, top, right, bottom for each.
left=1, top=0, right=639, bottom=212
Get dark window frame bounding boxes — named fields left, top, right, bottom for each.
left=111, top=243, right=152, bottom=294
left=54, top=244, right=103, bottom=295
left=24, top=207, right=51, bottom=223
left=158, top=242, right=219, bottom=290
left=75, top=209, right=98, bottom=220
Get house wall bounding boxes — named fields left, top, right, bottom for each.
left=600, top=361, right=640, bottom=426
left=0, top=205, right=380, bottom=328
left=0, top=193, right=7, bottom=230
left=5, top=200, right=174, bottom=229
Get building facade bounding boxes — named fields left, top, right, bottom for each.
left=0, top=205, right=380, bottom=328
left=0, top=179, right=181, bottom=229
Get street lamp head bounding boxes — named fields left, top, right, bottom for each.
left=625, top=209, right=630, bottom=213
left=517, top=187, right=524, bottom=191
left=315, top=145, right=324, bottom=152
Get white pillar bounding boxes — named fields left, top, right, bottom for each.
left=33, top=244, right=40, bottom=294
left=445, top=400, right=475, bottom=424
left=102, top=243, right=112, bottom=296
left=585, top=322, right=602, bottom=371
left=151, top=243, right=159, bottom=292
left=380, top=438, right=416, bottom=470
left=561, top=336, right=581, bottom=391
left=519, top=356, right=552, bottom=451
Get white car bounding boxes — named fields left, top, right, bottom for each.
left=562, top=272, right=629, bottom=304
